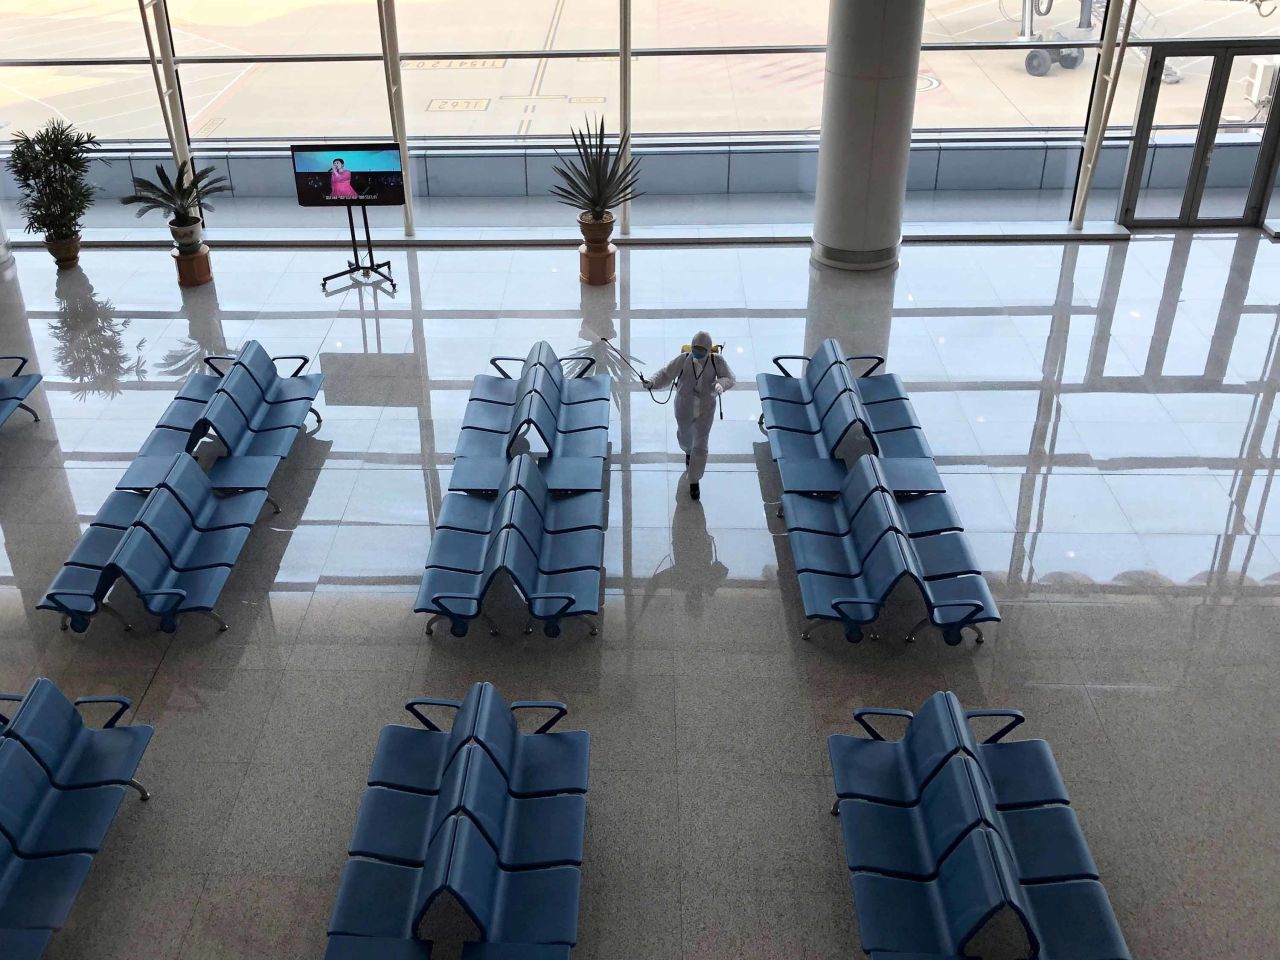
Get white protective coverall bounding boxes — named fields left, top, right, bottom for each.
left=647, top=331, right=736, bottom=483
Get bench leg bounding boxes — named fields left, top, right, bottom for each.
left=265, top=495, right=282, bottom=514
left=199, top=610, right=229, bottom=632
left=309, top=406, right=323, bottom=427
left=101, top=602, right=134, bottom=632
left=17, top=402, right=39, bottom=423
left=522, top=618, right=534, bottom=635
left=945, top=624, right=984, bottom=646
left=830, top=799, right=840, bottom=816
left=480, top=612, right=501, bottom=636
left=59, top=615, right=69, bottom=632
left=424, top=614, right=444, bottom=636
left=585, top=614, right=599, bottom=637
left=906, top=615, right=929, bottom=644
left=127, top=777, right=152, bottom=802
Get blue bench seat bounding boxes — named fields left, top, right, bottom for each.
left=330, top=816, right=582, bottom=946
left=827, top=694, right=1069, bottom=809
left=838, top=754, right=1096, bottom=883
left=474, top=342, right=610, bottom=407
left=0, top=740, right=125, bottom=857
left=1, top=679, right=152, bottom=797
left=0, top=834, right=92, bottom=932
left=351, top=745, right=585, bottom=869
left=235, top=340, right=324, bottom=405
left=0, top=356, right=42, bottom=430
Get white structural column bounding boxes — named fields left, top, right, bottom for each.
left=812, top=0, right=926, bottom=271
left=138, top=0, right=191, bottom=178
left=377, top=0, right=415, bottom=236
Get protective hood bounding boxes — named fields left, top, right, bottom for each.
left=691, top=331, right=713, bottom=352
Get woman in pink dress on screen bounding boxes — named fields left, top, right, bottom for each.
left=328, top=158, right=359, bottom=199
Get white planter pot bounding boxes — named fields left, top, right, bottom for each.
left=169, top=218, right=203, bottom=254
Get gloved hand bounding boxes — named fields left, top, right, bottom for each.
left=713, top=382, right=725, bottom=396
left=641, top=376, right=652, bottom=389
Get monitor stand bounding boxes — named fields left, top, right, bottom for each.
left=322, top=204, right=395, bottom=292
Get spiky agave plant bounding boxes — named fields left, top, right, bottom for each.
left=550, top=117, right=642, bottom=221
left=5, top=119, right=99, bottom=241
left=120, top=159, right=230, bottom=226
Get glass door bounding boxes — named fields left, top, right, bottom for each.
left=1121, top=45, right=1280, bottom=229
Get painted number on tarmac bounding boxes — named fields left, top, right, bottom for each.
left=427, top=99, right=491, bottom=111
left=408, top=59, right=505, bottom=69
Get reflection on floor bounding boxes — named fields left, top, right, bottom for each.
left=0, top=234, right=1277, bottom=959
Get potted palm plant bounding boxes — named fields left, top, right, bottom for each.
left=5, top=119, right=99, bottom=269
left=550, top=117, right=642, bottom=285
left=120, top=159, right=230, bottom=255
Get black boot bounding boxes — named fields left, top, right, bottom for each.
left=689, top=482, right=700, bottom=500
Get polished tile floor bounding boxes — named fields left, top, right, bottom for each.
left=0, top=233, right=1278, bottom=959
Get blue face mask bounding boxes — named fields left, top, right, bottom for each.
left=691, top=347, right=708, bottom=360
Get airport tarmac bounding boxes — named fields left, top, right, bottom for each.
left=0, top=0, right=1277, bottom=142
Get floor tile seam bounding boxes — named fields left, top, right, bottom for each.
left=169, top=871, right=216, bottom=960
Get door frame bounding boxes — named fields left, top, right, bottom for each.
left=1120, top=40, right=1280, bottom=229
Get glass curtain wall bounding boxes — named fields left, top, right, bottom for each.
left=2, top=1, right=1280, bottom=163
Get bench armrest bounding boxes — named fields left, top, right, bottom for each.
left=930, top=599, right=986, bottom=625
left=137, top=587, right=188, bottom=611
left=559, top=356, right=596, bottom=378
left=965, top=708, right=1025, bottom=744
left=830, top=597, right=885, bottom=621
left=270, top=355, right=312, bottom=377
left=404, top=697, right=462, bottom=731
left=526, top=591, right=575, bottom=618
left=0, top=356, right=29, bottom=376
left=74, top=695, right=133, bottom=728
left=489, top=356, right=525, bottom=379
left=510, top=699, right=569, bottom=734
left=42, top=589, right=103, bottom=616
left=853, top=707, right=915, bottom=741
left=770, top=354, right=810, bottom=378
left=429, top=593, right=480, bottom=620
left=203, top=355, right=234, bottom=376
left=0, top=692, right=24, bottom=725
left=845, top=354, right=885, bottom=377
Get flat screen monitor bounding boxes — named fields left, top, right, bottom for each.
left=290, top=143, right=405, bottom=207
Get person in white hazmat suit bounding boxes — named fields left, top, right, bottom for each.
left=642, top=331, right=735, bottom=500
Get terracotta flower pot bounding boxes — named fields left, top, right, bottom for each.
left=45, top=235, right=81, bottom=270
left=169, top=218, right=204, bottom=255
left=577, top=210, right=616, bottom=285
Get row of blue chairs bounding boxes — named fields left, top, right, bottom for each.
left=760, top=339, right=927, bottom=495
left=829, top=693, right=1130, bottom=960
left=138, top=339, right=322, bottom=465
left=39, top=455, right=271, bottom=634
left=760, top=341, right=998, bottom=644
left=452, top=342, right=611, bottom=495
left=784, top=454, right=999, bottom=645
left=417, top=455, right=605, bottom=638
left=0, top=679, right=153, bottom=960
left=38, top=341, right=321, bottom=633
left=0, top=356, right=42, bottom=432
left=326, top=682, right=588, bottom=960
